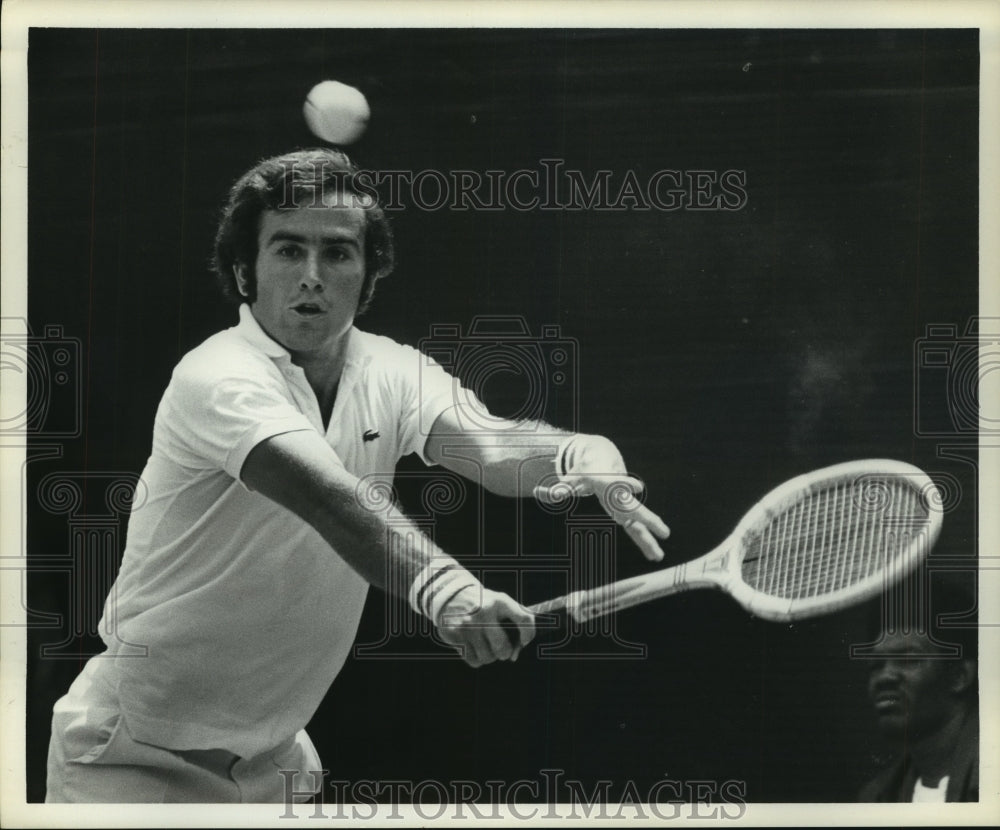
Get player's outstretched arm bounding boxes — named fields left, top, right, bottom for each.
left=241, top=429, right=534, bottom=665
left=541, top=433, right=670, bottom=562
left=425, top=410, right=670, bottom=561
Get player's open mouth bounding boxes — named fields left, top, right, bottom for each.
left=291, top=303, right=326, bottom=317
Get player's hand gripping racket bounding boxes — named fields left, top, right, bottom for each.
left=527, top=459, right=943, bottom=623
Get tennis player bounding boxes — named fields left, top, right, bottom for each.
left=44, top=147, right=670, bottom=803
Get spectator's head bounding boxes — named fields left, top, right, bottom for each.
left=866, top=629, right=976, bottom=739
left=864, top=575, right=977, bottom=741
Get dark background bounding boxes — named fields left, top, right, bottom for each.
left=25, top=28, right=980, bottom=803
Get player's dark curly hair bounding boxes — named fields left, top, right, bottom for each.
left=212, top=147, right=395, bottom=314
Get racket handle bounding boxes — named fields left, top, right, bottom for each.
left=527, top=595, right=572, bottom=616
left=526, top=566, right=694, bottom=623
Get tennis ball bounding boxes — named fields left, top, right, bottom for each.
left=303, top=80, right=370, bottom=145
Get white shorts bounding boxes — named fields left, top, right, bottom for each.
left=45, top=659, right=323, bottom=803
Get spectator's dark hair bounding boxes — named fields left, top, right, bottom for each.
left=865, top=571, right=980, bottom=663
left=212, top=148, right=394, bottom=315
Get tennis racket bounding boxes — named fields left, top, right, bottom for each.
left=527, top=459, right=943, bottom=623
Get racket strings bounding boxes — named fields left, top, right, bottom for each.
left=741, top=478, right=930, bottom=599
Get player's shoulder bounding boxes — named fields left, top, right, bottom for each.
left=351, top=327, right=428, bottom=369
left=349, top=328, right=457, bottom=403
left=352, top=327, right=409, bottom=354
left=171, top=325, right=279, bottom=389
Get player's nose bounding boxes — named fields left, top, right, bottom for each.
left=298, top=254, right=324, bottom=291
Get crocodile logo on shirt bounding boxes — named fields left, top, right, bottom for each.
left=362, top=428, right=381, bottom=442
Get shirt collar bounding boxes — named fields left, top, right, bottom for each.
left=236, top=304, right=290, bottom=359
left=234, top=303, right=367, bottom=368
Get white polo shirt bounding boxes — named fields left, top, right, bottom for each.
left=93, top=305, right=458, bottom=757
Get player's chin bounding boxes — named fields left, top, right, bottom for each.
left=277, top=324, right=335, bottom=352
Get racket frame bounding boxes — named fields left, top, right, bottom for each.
left=528, top=459, right=943, bottom=624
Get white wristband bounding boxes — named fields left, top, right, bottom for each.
left=408, top=560, right=452, bottom=616
left=554, top=433, right=581, bottom=479
left=425, top=572, right=481, bottom=627
left=408, top=559, right=482, bottom=626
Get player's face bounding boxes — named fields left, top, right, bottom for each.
left=250, top=198, right=367, bottom=357
left=866, top=633, right=959, bottom=739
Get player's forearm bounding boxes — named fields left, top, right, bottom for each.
left=242, top=431, right=452, bottom=596
left=309, top=484, right=452, bottom=594
left=427, top=419, right=574, bottom=497
left=240, top=431, right=536, bottom=664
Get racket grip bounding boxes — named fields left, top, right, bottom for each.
left=527, top=566, right=693, bottom=623
left=527, top=592, right=584, bottom=621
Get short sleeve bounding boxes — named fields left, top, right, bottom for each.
left=390, top=345, right=467, bottom=464
left=158, top=357, right=318, bottom=482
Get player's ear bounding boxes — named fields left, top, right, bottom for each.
left=234, top=263, right=249, bottom=297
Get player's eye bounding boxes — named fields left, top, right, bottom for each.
left=325, top=247, right=350, bottom=262
left=275, top=244, right=303, bottom=259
